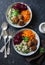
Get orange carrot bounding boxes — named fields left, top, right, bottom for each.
left=22, top=30, right=35, bottom=40
left=21, top=10, right=30, bottom=22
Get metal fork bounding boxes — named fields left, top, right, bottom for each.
left=7, top=28, right=15, bottom=55
left=3, top=31, right=8, bottom=58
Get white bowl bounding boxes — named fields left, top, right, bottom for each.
left=39, top=22, right=45, bottom=33
left=13, top=28, right=40, bottom=56
left=6, top=2, right=32, bottom=28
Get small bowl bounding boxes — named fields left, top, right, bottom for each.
left=13, top=28, right=40, bottom=56
left=39, top=22, right=45, bottom=33
left=6, top=2, right=32, bottom=28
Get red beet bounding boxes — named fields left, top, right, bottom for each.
left=12, top=3, right=27, bottom=12
left=12, top=3, right=21, bottom=10
left=13, top=32, right=22, bottom=45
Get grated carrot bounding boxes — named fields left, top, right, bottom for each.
left=22, top=30, right=35, bottom=40
left=21, top=10, right=30, bottom=22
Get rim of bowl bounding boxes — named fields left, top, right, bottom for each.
left=5, top=2, right=32, bottom=28
left=12, top=28, right=40, bottom=56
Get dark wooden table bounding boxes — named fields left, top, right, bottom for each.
left=0, top=0, right=45, bottom=65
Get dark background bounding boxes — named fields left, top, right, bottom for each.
left=0, top=0, right=45, bottom=65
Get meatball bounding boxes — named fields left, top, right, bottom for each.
left=31, top=45, right=37, bottom=51
left=18, top=19, right=25, bottom=26
left=27, top=40, right=32, bottom=47
left=27, top=39, right=37, bottom=47
left=18, top=14, right=23, bottom=19
left=11, top=16, right=18, bottom=24
left=32, top=38, right=38, bottom=45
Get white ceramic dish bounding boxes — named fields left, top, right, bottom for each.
left=39, top=22, right=45, bottom=33
left=6, top=2, right=32, bottom=28
left=13, top=28, right=40, bottom=56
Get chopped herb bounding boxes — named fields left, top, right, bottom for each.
left=40, top=47, right=45, bottom=53
left=23, top=37, right=29, bottom=42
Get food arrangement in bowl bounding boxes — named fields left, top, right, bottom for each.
left=6, top=2, right=32, bottom=28
left=13, top=29, right=40, bottom=56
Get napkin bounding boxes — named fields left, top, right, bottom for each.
left=25, top=40, right=45, bottom=65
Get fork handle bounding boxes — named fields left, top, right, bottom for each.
left=7, top=39, right=10, bottom=55
left=0, top=39, right=10, bottom=53
left=4, top=39, right=7, bottom=58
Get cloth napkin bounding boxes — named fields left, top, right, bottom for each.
left=24, top=40, right=45, bottom=65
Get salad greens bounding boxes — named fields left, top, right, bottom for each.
left=8, top=8, right=19, bottom=18
left=11, top=9, right=19, bottom=16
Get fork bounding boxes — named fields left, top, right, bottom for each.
left=3, top=31, right=8, bottom=58
left=7, top=28, right=15, bottom=55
